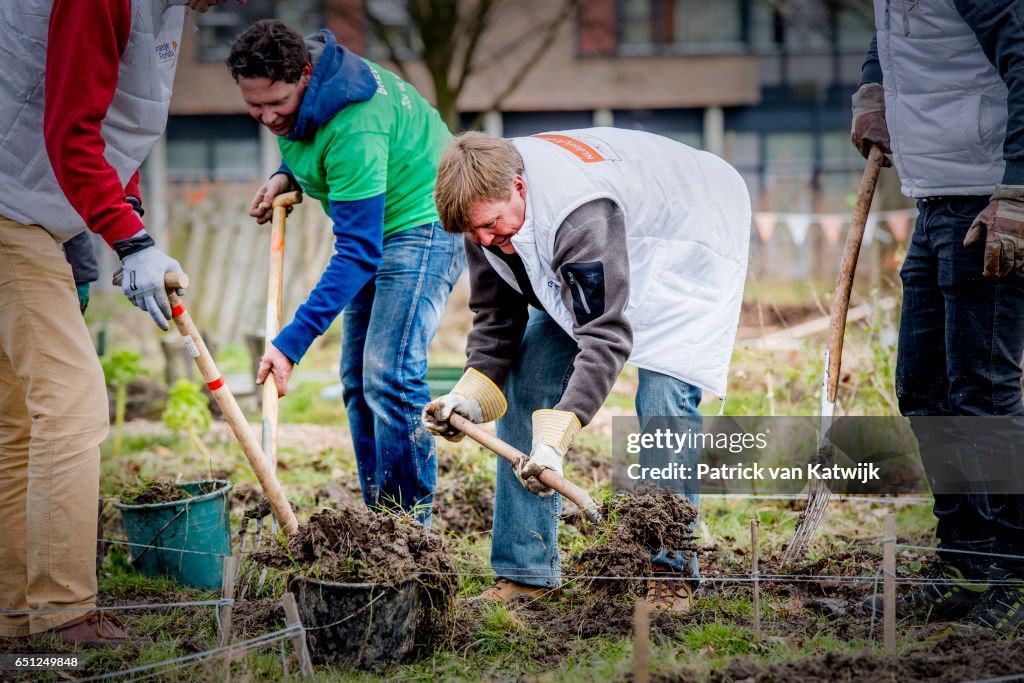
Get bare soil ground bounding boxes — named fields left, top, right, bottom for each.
left=707, top=633, right=1024, bottom=683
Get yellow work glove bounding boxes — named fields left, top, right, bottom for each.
left=420, top=368, right=506, bottom=442
left=516, top=409, right=581, bottom=497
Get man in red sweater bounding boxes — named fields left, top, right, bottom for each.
left=0, top=0, right=245, bottom=646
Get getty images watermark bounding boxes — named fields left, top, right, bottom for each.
left=623, top=425, right=880, bottom=485
left=611, top=415, right=1024, bottom=495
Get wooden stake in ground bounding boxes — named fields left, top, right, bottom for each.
left=219, top=555, right=238, bottom=679
left=883, top=514, right=896, bottom=655
left=282, top=592, right=315, bottom=681
left=751, top=518, right=761, bottom=642
left=633, top=597, right=649, bottom=683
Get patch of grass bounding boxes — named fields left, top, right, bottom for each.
left=682, top=619, right=760, bottom=657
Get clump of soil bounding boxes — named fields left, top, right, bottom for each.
left=251, top=505, right=457, bottom=645
left=567, top=483, right=697, bottom=597
left=119, top=478, right=191, bottom=505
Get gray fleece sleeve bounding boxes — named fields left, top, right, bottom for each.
left=551, top=198, right=633, bottom=425
left=464, top=235, right=530, bottom=388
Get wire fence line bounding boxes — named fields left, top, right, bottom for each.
left=76, top=624, right=303, bottom=682
left=0, top=599, right=232, bottom=617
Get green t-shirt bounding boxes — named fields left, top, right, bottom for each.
left=279, top=59, right=451, bottom=236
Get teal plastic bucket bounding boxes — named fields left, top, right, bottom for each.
left=114, top=480, right=232, bottom=589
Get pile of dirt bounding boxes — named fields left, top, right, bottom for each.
left=118, top=478, right=191, bottom=505
left=251, top=505, right=457, bottom=645
left=567, top=484, right=698, bottom=597
left=709, top=633, right=1024, bottom=682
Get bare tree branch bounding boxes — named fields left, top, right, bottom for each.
left=364, top=3, right=412, bottom=82
left=468, top=0, right=578, bottom=130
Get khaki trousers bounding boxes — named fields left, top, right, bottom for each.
left=0, top=217, right=108, bottom=635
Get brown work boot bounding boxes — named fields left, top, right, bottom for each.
left=646, top=569, right=694, bottom=613
left=471, top=578, right=548, bottom=604
left=52, top=611, right=130, bottom=647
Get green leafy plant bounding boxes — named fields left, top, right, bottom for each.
left=162, top=379, right=213, bottom=477
left=101, top=349, right=146, bottom=458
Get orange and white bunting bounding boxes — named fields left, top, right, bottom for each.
left=753, top=212, right=778, bottom=242
left=819, top=215, right=844, bottom=245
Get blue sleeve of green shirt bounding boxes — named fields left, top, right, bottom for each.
left=953, top=0, right=1024, bottom=184
left=273, top=194, right=385, bottom=363
left=275, top=159, right=297, bottom=187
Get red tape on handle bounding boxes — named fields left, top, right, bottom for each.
left=207, top=376, right=225, bottom=391
left=171, top=303, right=186, bottom=317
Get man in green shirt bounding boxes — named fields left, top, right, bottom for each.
left=227, top=20, right=464, bottom=520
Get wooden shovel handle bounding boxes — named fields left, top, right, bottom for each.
left=826, top=145, right=885, bottom=403
left=262, top=192, right=302, bottom=465
left=448, top=413, right=603, bottom=524
left=165, top=280, right=298, bottom=535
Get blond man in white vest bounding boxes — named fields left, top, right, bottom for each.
left=0, top=0, right=244, bottom=646
left=423, top=128, right=750, bottom=610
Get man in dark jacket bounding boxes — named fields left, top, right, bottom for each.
left=853, top=0, right=1024, bottom=632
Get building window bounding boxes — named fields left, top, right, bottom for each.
left=167, top=115, right=261, bottom=182
left=195, top=1, right=323, bottom=62
left=618, top=0, right=747, bottom=55
left=365, top=0, right=421, bottom=61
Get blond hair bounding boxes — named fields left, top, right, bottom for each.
left=434, top=131, right=524, bottom=234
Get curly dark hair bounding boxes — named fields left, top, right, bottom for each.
left=226, top=19, right=311, bottom=83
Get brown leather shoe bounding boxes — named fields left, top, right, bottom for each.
left=646, top=570, right=694, bottom=613
left=471, top=578, right=548, bottom=604
left=53, top=611, right=130, bottom=647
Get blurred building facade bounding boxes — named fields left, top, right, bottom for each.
left=165, top=0, right=873, bottom=209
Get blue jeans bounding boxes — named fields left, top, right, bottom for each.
left=491, top=309, right=702, bottom=587
left=340, top=222, right=465, bottom=522
left=897, top=197, right=1024, bottom=575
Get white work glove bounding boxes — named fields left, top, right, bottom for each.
left=421, top=368, right=506, bottom=442
left=113, top=230, right=183, bottom=331
left=516, top=409, right=581, bottom=497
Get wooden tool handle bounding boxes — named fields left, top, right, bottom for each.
left=448, top=413, right=603, bottom=524
left=261, top=194, right=300, bottom=466
left=271, top=191, right=302, bottom=209
left=826, top=145, right=885, bottom=403
left=167, top=289, right=299, bottom=535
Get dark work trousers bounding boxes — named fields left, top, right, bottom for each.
left=896, top=196, right=1024, bottom=576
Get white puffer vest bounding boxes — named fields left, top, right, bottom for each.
left=874, top=0, right=1007, bottom=197
left=483, top=128, right=750, bottom=397
left=0, top=0, right=185, bottom=241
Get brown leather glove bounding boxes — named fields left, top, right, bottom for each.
left=964, top=185, right=1024, bottom=277
left=850, top=83, right=893, bottom=167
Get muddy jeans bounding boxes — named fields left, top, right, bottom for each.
left=897, top=196, right=1024, bottom=576
left=490, top=309, right=702, bottom=588
left=0, top=218, right=108, bottom=636
left=340, top=222, right=465, bottom=522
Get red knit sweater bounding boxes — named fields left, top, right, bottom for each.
left=43, top=0, right=146, bottom=248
